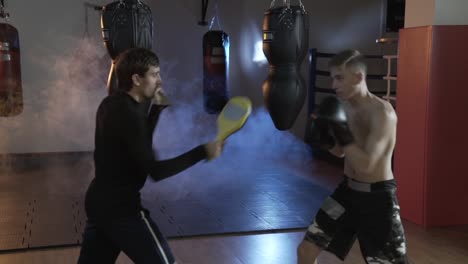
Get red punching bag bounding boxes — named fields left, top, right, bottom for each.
left=203, top=30, right=229, bottom=114
left=0, top=3, right=22, bottom=116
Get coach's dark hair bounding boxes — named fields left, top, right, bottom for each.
left=115, top=48, right=160, bottom=92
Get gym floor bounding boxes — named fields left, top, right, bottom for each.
left=0, top=153, right=467, bottom=263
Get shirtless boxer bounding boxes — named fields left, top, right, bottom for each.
left=298, top=49, right=408, bottom=264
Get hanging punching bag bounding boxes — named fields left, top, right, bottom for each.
left=203, top=30, right=229, bottom=114
left=0, top=3, right=22, bottom=117
left=100, top=0, right=153, bottom=95
left=262, top=0, right=309, bottom=130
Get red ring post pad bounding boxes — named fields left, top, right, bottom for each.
left=394, top=25, right=468, bottom=227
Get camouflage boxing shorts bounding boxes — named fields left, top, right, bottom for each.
left=304, top=176, right=409, bottom=264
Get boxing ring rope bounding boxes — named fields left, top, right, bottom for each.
left=307, top=48, right=398, bottom=114
left=382, top=55, right=398, bottom=101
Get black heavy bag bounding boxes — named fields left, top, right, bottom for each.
left=203, top=30, right=229, bottom=114
left=262, top=1, right=309, bottom=130
left=101, top=0, right=153, bottom=94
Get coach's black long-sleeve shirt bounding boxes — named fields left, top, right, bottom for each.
left=85, top=92, right=207, bottom=219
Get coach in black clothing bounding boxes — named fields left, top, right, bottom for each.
left=78, top=48, right=223, bottom=264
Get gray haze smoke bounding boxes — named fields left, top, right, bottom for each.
left=142, top=60, right=317, bottom=201
left=0, top=35, right=320, bottom=200
left=38, top=36, right=108, bottom=195
left=0, top=35, right=108, bottom=153
left=0, top=35, right=109, bottom=196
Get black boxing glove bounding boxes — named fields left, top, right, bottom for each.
left=305, top=116, right=336, bottom=150
left=315, top=96, right=354, bottom=147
